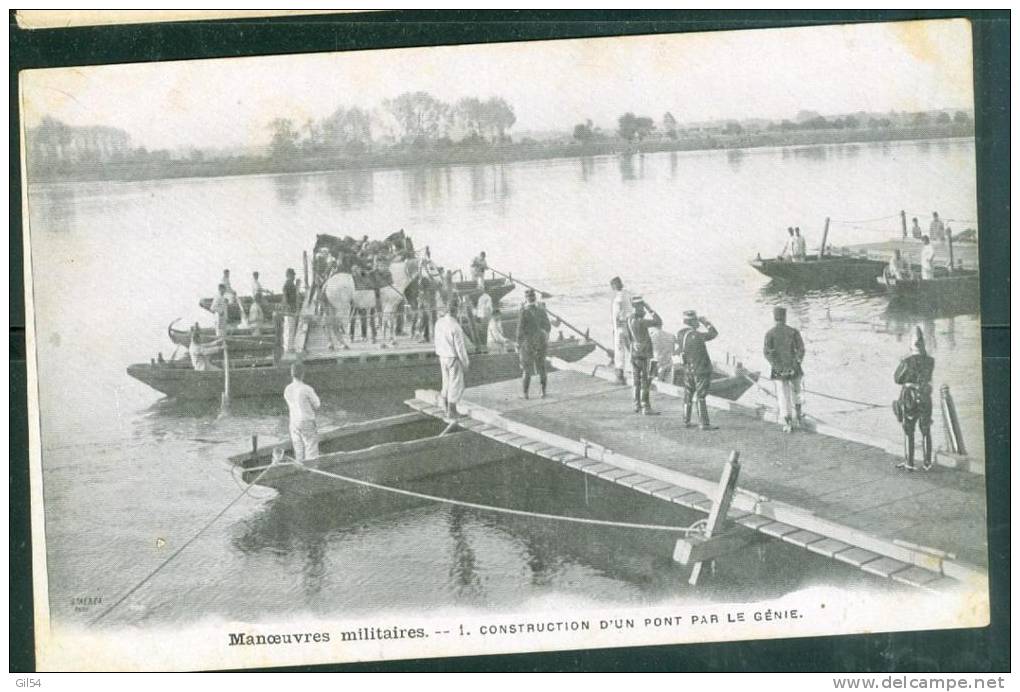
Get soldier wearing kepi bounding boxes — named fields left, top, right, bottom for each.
left=764, top=306, right=806, bottom=432
left=676, top=310, right=719, bottom=430
left=515, top=288, right=552, bottom=399
left=893, top=326, right=935, bottom=471
left=626, top=296, right=662, bottom=415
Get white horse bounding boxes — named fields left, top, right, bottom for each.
left=321, top=258, right=419, bottom=346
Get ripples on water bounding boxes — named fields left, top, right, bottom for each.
left=27, top=139, right=980, bottom=625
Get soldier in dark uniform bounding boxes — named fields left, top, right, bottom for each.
left=893, top=326, right=936, bottom=471
left=626, top=296, right=662, bottom=415
left=514, top=289, right=551, bottom=399
left=676, top=310, right=719, bottom=429
left=764, top=306, right=806, bottom=432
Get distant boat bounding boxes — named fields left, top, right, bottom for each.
left=881, top=266, right=980, bottom=313
left=749, top=254, right=887, bottom=286
left=228, top=412, right=515, bottom=496
left=127, top=335, right=597, bottom=401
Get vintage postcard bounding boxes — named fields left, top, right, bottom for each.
left=19, top=17, right=989, bottom=671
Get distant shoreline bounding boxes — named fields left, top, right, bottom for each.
left=26, top=124, right=973, bottom=185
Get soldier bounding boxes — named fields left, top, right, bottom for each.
left=434, top=296, right=471, bottom=418
left=515, top=289, right=551, bottom=399
left=627, top=297, right=662, bottom=415
left=471, top=251, right=488, bottom=289
left=893, top=326, right=935, bottom=471
left=764, top=306, right=806, bottom=432
left=609, top=276, right=633, bottom=384
left=676, top=310, right=719, bottom=430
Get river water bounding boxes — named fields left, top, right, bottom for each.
left=26, top=138, right=982, bottom=628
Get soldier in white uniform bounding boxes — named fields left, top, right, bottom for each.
left=609, top=276, right=633, bottom=384
left=434, top=297, right=471, bottom=418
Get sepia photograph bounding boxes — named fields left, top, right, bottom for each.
left=16, top=13, right=997, bottom=672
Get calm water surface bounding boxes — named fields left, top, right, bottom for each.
left=27, top=139, right=982, bottom=626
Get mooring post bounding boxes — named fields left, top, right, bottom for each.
left=947, top=229, right=956, bottom=272
left=940, top=384, right=966, bottom=456
left=220, top=338, right=231, bottom=411
left=900, top=210, right=907, bottom=240
left=820, top=217, right=830, bottom=256
left=302, top=250, right=310, bottom=291
left=689, top=450, right=741, bottom=586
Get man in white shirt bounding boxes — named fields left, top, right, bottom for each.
left=780, top=227, right=796, bottom=259
left=920, top=235, right=937, bottom=280
left=284, top=362, right=321, bottom=463
left=929, top=211, right=945, bottom=242
left=793, top=227, right=807, bottom=262
left=486, top=307, right=514, bottom=353
left=474, top=291, right=494, bottom=345
left=610, top=276, right=633, bottom=384
left=187, top=323, right=222, bottom=371
left=251, top=271, right=265, bottom=300
left=434, top=297, right=471, bottom=418
left=209, top=284, right=230, bottom=337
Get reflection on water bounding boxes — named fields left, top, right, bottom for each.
left=273, top=175, right=305, bottom=205
left=29, top=182, right=78, bottom=231
left=404, top=165, right=455, bottom=210
left=726, top=148, right=745, bottom=170
left=323, top=168, right=374, bottom=209
left=618, top=153, right=646, bottom=182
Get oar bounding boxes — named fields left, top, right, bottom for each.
left=542, top=304, right=614, bottom=361
left=488, top=267, right=553, bottom=299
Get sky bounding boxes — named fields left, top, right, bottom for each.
left=20, top=18, right=974, bottom=151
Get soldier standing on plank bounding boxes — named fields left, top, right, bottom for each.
left=676, top=310, right=719, bottom=430
left=764, top=306, right=806, bottom=433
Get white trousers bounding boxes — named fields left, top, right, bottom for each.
left=440, top=357, right=465, bottom=405
left=282, top=315, right=297, bottom=351
left=289, top=421, right=320, bottom=463
left=775, top=377, right=803, bottom=421
left=613, top=327, right=632, bottom=372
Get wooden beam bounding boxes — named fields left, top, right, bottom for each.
left=689, top=451, right=741, bottom=585
left=674, top=528, right=765, bottom=565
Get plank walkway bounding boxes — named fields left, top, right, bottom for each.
left=406, top=369, right=988, bottom=591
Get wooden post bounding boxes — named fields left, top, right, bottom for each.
left=819, top=217, right=830, bottom=257
left=900, top=210, right=907, bottom=239
left=940, top=385, right=966, bottom=455
left=303, top=250, right=310, bottom=292
left=689, top=450, right=741, bottom=586
left=947, top=228, right=956, bottom=272
left=250, top=434, right=258, bottom=463
left=221, top=338, right=231, bottom=410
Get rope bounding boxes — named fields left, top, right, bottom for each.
left=828, top=215, right=901, bottom=226
left=742, top=373, right=883, bottom=409
left=284, top=461, right=704, bottom=535
left=90, top=464, right=273, bottom=625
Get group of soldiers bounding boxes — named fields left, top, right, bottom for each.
left=435, top=286, right=549, bottom=419
left=610, top=276, right=806, bottom=432
left=610, top=276, right=936, bottom=470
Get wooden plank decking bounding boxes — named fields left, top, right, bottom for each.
left=406, top=368, right=987, bottom=591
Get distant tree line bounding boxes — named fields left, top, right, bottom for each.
left=572, top=109, right=973, bottom=144
left=266, top=92, right=517, bottom=160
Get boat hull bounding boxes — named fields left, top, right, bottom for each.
left=128, top=339, right=598, bottom=401
left=228, top=412, right=516, bottom=495
left=883, top=271, right=980, bottom=313
left=750, top=255, right=886, bottom=286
